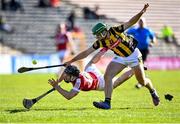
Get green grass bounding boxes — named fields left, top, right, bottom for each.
left=0, top=70, right=180, bottom=123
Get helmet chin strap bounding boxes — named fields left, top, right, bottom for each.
left=101, top=30, right=107, bottom=38
left=104, top=31, right=109, bottom=39
left=96, top=30, right=108, bottom=39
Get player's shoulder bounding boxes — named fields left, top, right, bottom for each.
left=82, top=71, right=93, bottom=78
left=74, top=77, right=81, bottom=84
left=144, top=27, right=153, bottom=32
left=110, top=24, right=125, bottom=33
left=81, top=71, right=89, bottom=76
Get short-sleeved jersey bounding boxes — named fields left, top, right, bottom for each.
left=72, top=72, right=99, bottom=92
left=127, top=27, right=155, bottom=50
left=93, top=25, right=138, bottom=57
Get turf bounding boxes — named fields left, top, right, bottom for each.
left=0, top=70, right=180, bottom=123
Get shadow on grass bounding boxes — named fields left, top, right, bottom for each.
left=112, top=107, right=153, bottom=110
left=5, top=109, right=30, bottom=114
left=5, top=107, right=90, bottom=114
left=33, top=107, right=90, bottom=111
left=6, top=107, right=153, bottom=114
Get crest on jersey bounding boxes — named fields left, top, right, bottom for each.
left=109, top=39, right=121, bottom=49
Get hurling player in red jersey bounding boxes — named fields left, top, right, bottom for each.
left=48, top=49, right=133, bottom=100
left=55, top=23, right=75, bottom=63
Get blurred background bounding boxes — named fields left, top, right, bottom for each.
left=0, top=0, right=180, bottom=74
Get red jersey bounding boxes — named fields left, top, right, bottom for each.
left=55, top=33, right=69, bottom=50
left=72, top=72, right=99, bottom=91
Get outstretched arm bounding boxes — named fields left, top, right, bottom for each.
left=48, top=78, right=79, bottom=100
left=123, top=3, right=149, bottom=30
left=54, top=85, right=79, bottom=100
left=64, top=46, right=96, bottom=66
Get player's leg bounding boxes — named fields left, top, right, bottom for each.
left=85, top=63, right=102, bottom=76
left=93, top=61, right=126, bottom=109
left=96, top=67, right=134, bottom=91
left=113, top=69, right=134, bottom=89
left=132, top=63, right=160, bottom=106
left=135, top=49, right=149, bottom=89
left=84, top=59, right=93, bottom=71
left=104, top=62, right=126, bottom=98
left=57, top=50, right=66, bottom=78
left=126, top=48, right=160, bottom=106
left=84, top=62, right=105, bottom=91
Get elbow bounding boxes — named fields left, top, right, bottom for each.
left=65, top=95, right=74, bottom=100
left=66, top=97, right=72, bottom=100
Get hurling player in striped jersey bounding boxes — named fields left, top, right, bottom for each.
left=64, top=3, right=160, bottom=109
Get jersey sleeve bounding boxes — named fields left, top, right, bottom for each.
left=112, top=24, right=125, bottom=33
left=72, top=79, right=81, bottom=92
left=148, top=28, right=155, bottom=40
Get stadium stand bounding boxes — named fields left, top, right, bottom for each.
left=67, top=0, right=180, bottom=57
left=1, top=0, right=73, bottom=54
left=1, top=0, right=180, bottom=57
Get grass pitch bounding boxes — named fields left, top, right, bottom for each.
left=0, top=70, right=180, bottom=123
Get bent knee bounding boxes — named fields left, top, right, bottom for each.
left=139, top=82, right=146, bottom=86
left=138, top=78, right=150, bottom=86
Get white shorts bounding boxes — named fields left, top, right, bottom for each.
left=84, top=64, right=105, bottom=91
left=111, top=48, right=142, bottom=67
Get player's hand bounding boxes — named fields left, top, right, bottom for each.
left=142, top=3, right=149, bottom=13
left=64, top=61, right=72, bottom=67
left=48, top=78, right=59, bottom=87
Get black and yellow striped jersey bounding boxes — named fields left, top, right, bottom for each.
left=92, top=25, right=138, bottom=57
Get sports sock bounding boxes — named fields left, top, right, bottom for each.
left=150, top=89, right=155, bottom=94
left=105, top=98, right=111, bottom=105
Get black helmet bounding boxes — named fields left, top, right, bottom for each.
left=64, top=65, right=80, bottom=77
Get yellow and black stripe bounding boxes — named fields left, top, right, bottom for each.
left=93, top=25, right=138, bottom=57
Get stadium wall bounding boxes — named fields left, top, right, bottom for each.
left=0, top=55, right=180, bottom=74
left=96, top=57, right=180, bottom=71
left=0, top=54, right=61, bottom=74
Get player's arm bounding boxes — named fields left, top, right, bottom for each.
left=123, top=3, right=149, bottom=31
left=48, top=78, right=79, bottom=100
left=85, top=48, right=108, bottom=70
left=64, top=46, right=96, bottom=66
left=49, top=71, right=66, bottom=86
left=149, top=36, right=157, bottom=47
left=149, top=29, right=157, bottom=46
left=91, top=48, right=108, bottom=64
left=54, top=85, right=79, bottom=100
